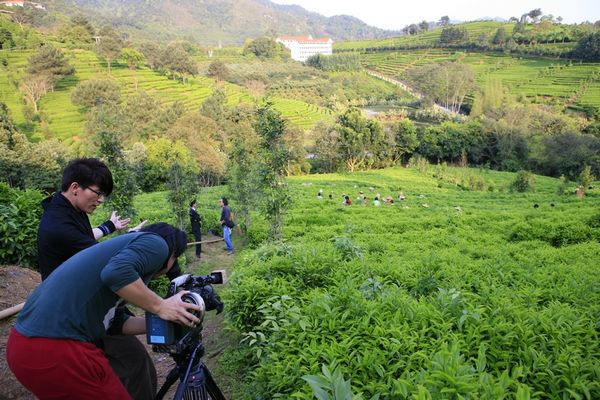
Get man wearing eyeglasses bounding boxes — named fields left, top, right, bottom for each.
left=37, top=157, right=138, bottom=280
left=36, top=157, right=157, bottom=400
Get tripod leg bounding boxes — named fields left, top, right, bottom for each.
left=155, top=366, right=180, bottom=400
left=203, top=365, right=226, bottom=400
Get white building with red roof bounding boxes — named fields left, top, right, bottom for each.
left=276, top=34, right=333, bottom=62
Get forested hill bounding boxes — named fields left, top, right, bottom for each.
left=44, top=0, right=398, bottom=45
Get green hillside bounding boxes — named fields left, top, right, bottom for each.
left=0, top=48, right=334, bottom=145
left=224, top=165, right=600, bottom=398
left=360, top=49, right=600, bottom=111
left=336, top=21, right=516, bottom=51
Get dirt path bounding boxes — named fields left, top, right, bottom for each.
left=0, top=234, right=237, bottom=400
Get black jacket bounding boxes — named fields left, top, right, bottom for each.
left=37, top=193, right=182, bottom=280
left=37, top=193, right=96, bottom=280
left=189, top=207, right=201, bottom=232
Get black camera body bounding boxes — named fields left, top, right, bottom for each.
left=146, top=271, right=224, bottom=348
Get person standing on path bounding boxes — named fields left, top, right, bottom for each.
left=219, top=197, right=234, bottom=255
left=189, top=199, right=202, bottom=259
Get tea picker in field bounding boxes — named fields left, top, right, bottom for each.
left=36, top=157, right=158, bottom=400
left=189, top=199, right=202, bottom=259
left=7, top=223, right=203, bottom=400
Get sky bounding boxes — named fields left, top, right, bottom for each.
left=271, top=0, right=600, bottom=30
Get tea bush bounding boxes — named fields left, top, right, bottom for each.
left=225, top=166, right=600, bottom=399
left=0, top=183, right=44, bottom=266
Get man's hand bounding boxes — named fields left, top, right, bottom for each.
left=129, top=219, right=148, bottom=233
left=157, top=291, right=204, bottom=327
left=110, top=211, right=131, bottom=231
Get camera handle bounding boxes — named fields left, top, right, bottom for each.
left=154, top=340, right=226, bottom=400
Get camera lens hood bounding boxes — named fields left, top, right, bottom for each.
left=181, top=292, right=205, bottom=321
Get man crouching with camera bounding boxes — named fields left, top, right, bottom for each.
left=6, top=223, right=203, bottom=400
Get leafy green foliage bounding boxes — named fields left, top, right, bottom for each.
left=71, top=79, right=121, bottom=108
left=243, top=37, right=286, bottom=59
left=224, top=166, right=600, bottom=399
left=253, top=100, right=292, bottom=241
left=510, top=170, right=536, bottom=192
left=572, top=32, right=600, bottom=60
left=306, top=53, right=361, bottom=72
left=0, top=183, right=43, bottom=266
left=27, top=43, right=75, bottom=85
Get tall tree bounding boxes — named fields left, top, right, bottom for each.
left=167, top=161, right=198, bottom=230
left=408, top=62, right=475, bottom=113
left=253, top=101, right=291, bottom=241
left=19, top=74, right=51, bottom=113
left=120, top=48, right=146, bottom=90
left=336, top=107, right=384, bottom=172
left=96, top=26, right=123, bottom=74
left=27, top=44, right=75, bottom=87
left=207, top=60, right=230, bottom=82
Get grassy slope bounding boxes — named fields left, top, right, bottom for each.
left=0, top=48, right=334, bottom=146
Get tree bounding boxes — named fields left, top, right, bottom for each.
left=407, top=24, right=420, bottom=35
left=142, top=138, right=196, bottom=191
left=243, top=37, right=285, bottom=58
left=120, top=48, right=146, bottom=89
left=70, top=13, right=95, bottom=36
left=492, top=26, right=506, bottom=46
left=419, top=21, right=429, bottom=32
left=528, top=8, right=543, bottom=22
left=253, top=101, right=292, bottom=241
left=572, top=32, right=600, bottom=60
left=90, top=104, right=137, bottom=216
left=166, top=113, right=226, bottom=186
left=336, top=107, right=384, bottom=172
left=408, top=62, right=475, bottom=113
left=388, top=119, right=419, bottom=165
left=71, top=79, right=121, bottom=108
left=0, top=27, right=14, bottom=49
left=161, top=42, right=197, bottom=82
left=578, top=165, right=596, bottom=191
left=439, top=16, right=450, bottom=26
left=20, top=74, right=51, bottom=113
left=166, top=161, right=198, bottom=230
left=27, top=44, right=75, bottom=87
left=226, top=113, right=261, bottom=231
left=311, top=121, right=340, bottom=173
left=200, top=88, right=227, bottom=124
left=207, top=60, right=229, bottom=82
left=96, top=26, right=123, bottom=74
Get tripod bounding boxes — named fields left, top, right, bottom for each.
left=154, top=326, right=226, bottom=400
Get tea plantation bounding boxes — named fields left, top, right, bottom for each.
left=360, top=49, right=600, bottom=111
left=225, top=165, right=600, bottom=399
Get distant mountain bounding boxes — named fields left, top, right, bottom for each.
left=44, top=0, right=399, bottom=45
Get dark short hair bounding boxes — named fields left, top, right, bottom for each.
left=61, top=158, right=114, bottom=195
left=190, top=199, right=197, bottom=207
left=221, top=197, right=228, bottom=206
left=141, top=222, right=187, bottom=259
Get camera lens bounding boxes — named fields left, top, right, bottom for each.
left=181, top=292, right=205, bottom=320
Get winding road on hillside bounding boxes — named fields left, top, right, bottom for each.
left=365, top=68, right=457, bottom=115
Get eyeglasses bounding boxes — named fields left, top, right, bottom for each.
left=85, top=186, right=105, bottom=198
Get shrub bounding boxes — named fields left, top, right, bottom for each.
left=510, top=170, right=536, bottom=192
left=0, top=183, right=44, bottom=266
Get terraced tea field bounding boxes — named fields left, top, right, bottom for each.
left=361, top=49, right=600, bottom=110
left=0, top=48, right=334, bottom=146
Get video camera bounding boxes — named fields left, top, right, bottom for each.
left=145, top=271, right=225, bottom=349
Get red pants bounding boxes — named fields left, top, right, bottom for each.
left=6, top=328, right=132, bottom=400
